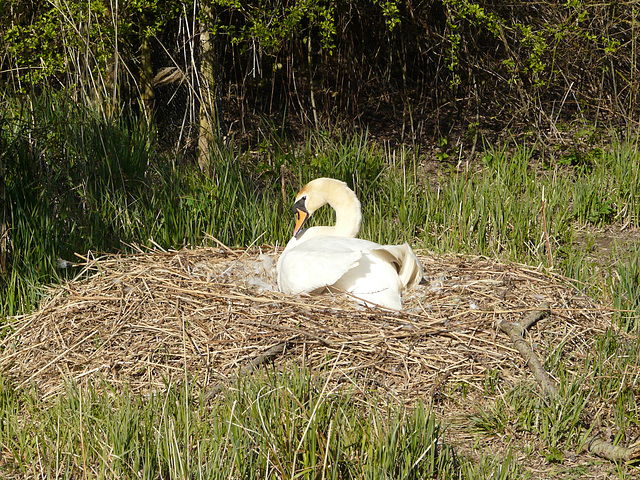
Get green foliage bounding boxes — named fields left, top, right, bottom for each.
left=209, top=0, right=400, bottom=55
left=211, top=0, right=337, bottom=52
left=372, top=0, right=401, bottom=30
left=1, top=0, right=180, bottom=98
left=2, top=0, right=638, bottom=141
left=441, top=0, right=625, bottom=99
left=2, top=5, right=65, bottom=86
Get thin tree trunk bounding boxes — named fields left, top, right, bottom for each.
left=139, top=14, right=154, bottom=123
left=307, top=34, right=318, bottom=126
left=105, top=0, right=120, bottom=114
left=0, top=153, right=6, bottom=275
left=197, top=4, right=216, bottom=174
left=0, top=221, right=5, bottom=275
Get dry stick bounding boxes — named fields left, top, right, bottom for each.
left=498, top=303, right=557, bottom=397
left=498, top=303, right=640, bottom=463
left=203, top=340, right=290, bottom=402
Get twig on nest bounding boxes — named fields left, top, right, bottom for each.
left=499, top=303, right=640, bottom=464
left=498, top=304, right=556, bottom=397
left=203, top=340, right=290, bottom=402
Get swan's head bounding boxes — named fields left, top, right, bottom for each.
left=290, top=178, right=361, bottom=239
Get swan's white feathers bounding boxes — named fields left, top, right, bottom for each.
left=375, top=243, right=424, bottom=288
left=276, top=178, right=423, bottom=310
left=278, top=236, right=423, bottom=310
left=330, top=250, right=405, bottom=310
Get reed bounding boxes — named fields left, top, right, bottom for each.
left=0, top=367, right=455, bottom=479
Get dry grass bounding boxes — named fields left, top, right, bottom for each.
left=0, top=246, right=615, bottom=404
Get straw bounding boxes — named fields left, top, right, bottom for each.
left=0, top=246, right=613, bottom=400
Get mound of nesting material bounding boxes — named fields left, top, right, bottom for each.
left=0, top=246, right=614, bottom=400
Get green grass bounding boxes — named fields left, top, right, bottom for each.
left=2, top=93, right=640, bottom=478
left=0, top=367, right=458, bottom=479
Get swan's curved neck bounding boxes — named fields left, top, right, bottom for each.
left=330, top=190, right=361, bottom=237
left=299, top=179, right=362, bottom=240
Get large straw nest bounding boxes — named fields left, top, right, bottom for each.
left=0, top=245, right=614, bottom=401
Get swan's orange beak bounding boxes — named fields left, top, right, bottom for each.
left=292, top=197, right=310, bottom=238
left=293, top=208, right=309, bottom=238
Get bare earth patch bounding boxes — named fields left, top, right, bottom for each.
left=0, top=246, right=632, bottom=477
left=572, top=225, right=640, bottom=258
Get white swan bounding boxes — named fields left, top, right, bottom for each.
left=276, top=178, right=423, bottom=310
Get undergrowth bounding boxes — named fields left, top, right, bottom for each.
left=1, top=93, right=640, bottom=478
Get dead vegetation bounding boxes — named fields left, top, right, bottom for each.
left=0, top=246, right=614, bottom=402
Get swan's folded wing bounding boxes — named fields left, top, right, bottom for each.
left=277, top=241, right=364, bottom=294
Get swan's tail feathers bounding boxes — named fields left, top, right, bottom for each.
left=372, top=243, right=424, bottom=290
left=397, top=243, right=424, bottom=289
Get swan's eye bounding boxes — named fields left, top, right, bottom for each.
left=291, top=196, right=307, bottom=215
